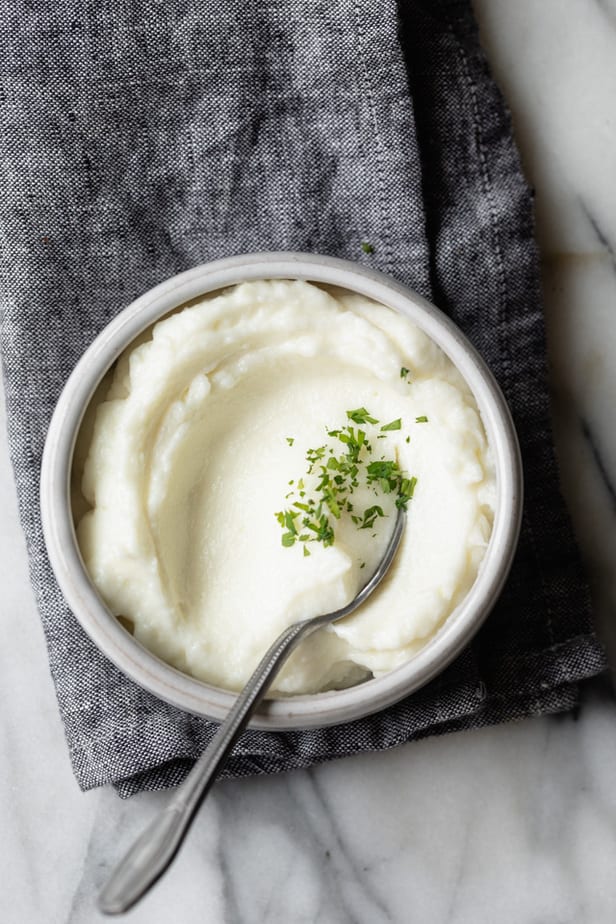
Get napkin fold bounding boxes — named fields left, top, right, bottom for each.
left=0, top=0, right=606, bottom=797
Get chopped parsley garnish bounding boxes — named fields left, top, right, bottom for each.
left=380, top=418, right=401, bottom=432
left=347, top=407, right=378, bottom=425
left=361, top=241, right=375, bottom=254
left=400, top=367, right=411, bottom=381
left=286, top=437, right=295, bottom=446
left=275, top=407, right=420, bottom=551
left=415, top=416, right=429, bottom=423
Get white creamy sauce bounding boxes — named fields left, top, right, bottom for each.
left=76, top=280, right=495, bottom=694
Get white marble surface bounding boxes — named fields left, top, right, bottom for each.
left=475, top=0, right=616, bottom=670
left=2, top=1, right=616, bottom=921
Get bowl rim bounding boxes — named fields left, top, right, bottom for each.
left=40, top=252, right=523, bottom=729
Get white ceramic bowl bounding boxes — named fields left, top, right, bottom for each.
left=41, top=253, right=522, bottom=729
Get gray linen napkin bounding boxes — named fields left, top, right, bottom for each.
left=0, top=0, right=606, bottom=797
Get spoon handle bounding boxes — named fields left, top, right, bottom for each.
left=99, top=511, right=406, bottom=916
left=97, top=618, right=318, bottom=916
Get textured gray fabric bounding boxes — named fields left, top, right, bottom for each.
left=0, top=0, right=606, bottom=797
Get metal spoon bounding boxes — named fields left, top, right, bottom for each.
left=98, top=508, right=406, bottom=915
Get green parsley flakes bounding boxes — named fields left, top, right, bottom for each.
left=347, top=407, right=379, bottom=425
left=380, top=418, right=401, bottom=432
left=275, top=407, right=419, bottom=552
left=361, top=241, right=375, bottom=254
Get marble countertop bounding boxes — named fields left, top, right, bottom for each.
left=2, top=2, right=616, bottom=922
